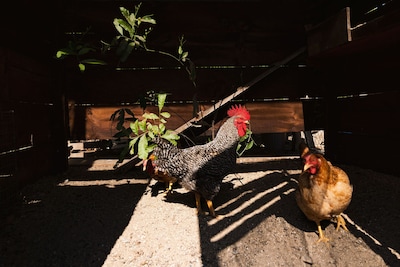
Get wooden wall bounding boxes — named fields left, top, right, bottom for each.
left=70, top=102, right=304, bottom=141
left=305, top=7, right=400, bottom=176
left=0, top=47, right=68, bottom=217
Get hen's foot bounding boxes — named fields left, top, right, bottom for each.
left=336, top=214, right=349, bottom=231
left=316, top=223, right=329, bottom=243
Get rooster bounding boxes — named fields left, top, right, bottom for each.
left=151, top=104, right=251, bottom=217
left=295, top=143, right=353, bottom=242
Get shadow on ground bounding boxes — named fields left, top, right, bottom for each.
left=0, top=162, right=148, bottom=266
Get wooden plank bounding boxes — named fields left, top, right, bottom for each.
left=175, top=47, right=306, bottom=136
left=83, top=102, right=304, bottom=141
left=306, top=7, right=352, bottom=56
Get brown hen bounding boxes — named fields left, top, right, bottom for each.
left=143, top=155, right=177, bottom=195
left=295, top=144, right=353, bottom=242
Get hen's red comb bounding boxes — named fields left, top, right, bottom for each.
left=227, top=104, right=250, bottom=120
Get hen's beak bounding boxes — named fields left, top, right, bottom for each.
left=303, top=163, right=312, bottom=172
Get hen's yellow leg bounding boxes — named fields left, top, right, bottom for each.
left=316, top=222, right=329, bottom=243
left=336, top=214, right=349, bottom=231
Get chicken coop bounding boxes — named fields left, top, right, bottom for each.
left=1, top=0, right=399, bottom=215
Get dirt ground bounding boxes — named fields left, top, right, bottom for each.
left=0, top=154, right=399, bottom=267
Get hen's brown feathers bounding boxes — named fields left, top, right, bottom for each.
left=296, top=144, right=353, bottom=242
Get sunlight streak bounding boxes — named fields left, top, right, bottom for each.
left=58, top=179, right=148, bottom=188
left=210, top=187, right=295, bottom=242
left=342, top=214, right=400, bottom=260
left=211, top=181, right=289, bottom=226
left=236, top=156, right=298, bottom=164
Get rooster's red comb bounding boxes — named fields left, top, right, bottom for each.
left=227, top=104, right=250, bottom=120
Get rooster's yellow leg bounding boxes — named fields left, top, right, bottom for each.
left=168, top=182, right=173, bottom=191
left=164, top=182, right=173, bottom=195
left=336, top=214, right=349, bottom=231
left=316, top=222, right=329, bottom=243
left=206, top=199, right=217, bottom=218
left=195, top=192, right=204, bottom=215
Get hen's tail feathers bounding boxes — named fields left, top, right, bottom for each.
left=299, top=139, right=323, bottom=159
left=299, top=139, right=310, bottom=159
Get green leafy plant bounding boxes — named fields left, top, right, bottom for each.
left=55, top=27, right=107, bottom=72
left=128, top=93, right=180, bottom=160
left=56, top=3, right=196, bottom=85
left=111, top=92, right=180, bottom=165
left=107, top=4, right=196, bottom=87
left=236, top=128, right=255, bottom=157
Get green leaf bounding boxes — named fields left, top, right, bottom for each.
left=80, top=59, right=107, bottom=65
left=136, top=35, right=146, bottom=43
left=148, top=131, right=155, bottom=139
left=56, top=50, right=68, bottom=58
left=120, top=7, right=130, bottom=22
left=161, top=130, right=180, bottom=144
left=78, top=63, right=85, bottom=72
left=160, top=112, right=171, bottom=118
left=143, top=113, right=159, bottom=120
left=117, top=19, right=133, bottom=37
left=138, top=135, right=149, bottom=159
left=157, top=93, right=167, bottom=111
left=245, top=140, right=254, bottom=150
left=160, top=118, right=167, bottom=124
left=151, top=124, right=159, bottom=135
left=113, top=18, right=124, bottom=36
left=130, top=120, right=139, bottom=135
left=128, top=13, right=137, bottom=27
left=129, top=136, right=139, bottom=155
left=141, top=15, right=156, bottom=24
left=138, top=119, right=147, bottom=131
left=146, top=122, right=153, bottom=131
left=159, top=123, right=165, bottom=134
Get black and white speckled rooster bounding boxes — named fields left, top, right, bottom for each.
left=151, top=104, right=251, bottom=217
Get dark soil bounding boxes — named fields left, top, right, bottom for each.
left=0, top=155, right=399, bottom=267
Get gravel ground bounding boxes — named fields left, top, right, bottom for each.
left=0, top=155, right=399, bottom=267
